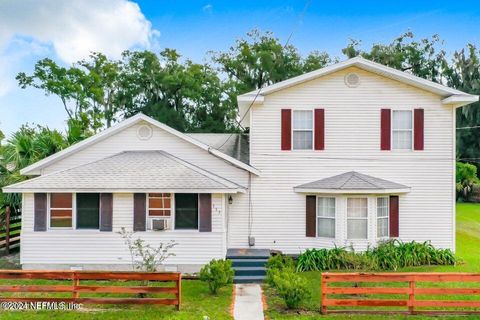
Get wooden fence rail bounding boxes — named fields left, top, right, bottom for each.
left=0, top=206, right=21, bottom=254
left=0, top=270, right=181, bottom=310
left=321, top=272, right=480, bottom=315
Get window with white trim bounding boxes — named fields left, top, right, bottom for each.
left=317, top=197, right=335, bottom=238
left=292, top=110, right=313, bottom=150
left=49, top=193, right=73, bottom=228
left=147, top=193, right=172, bottom=230
left=392, top=110, right=412, bottom=150
left=377, top=197, right=389, bottom=237
left=347, top=198, right=368, bottom=239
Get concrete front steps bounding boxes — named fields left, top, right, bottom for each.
left=227, top=249, right=270, bottom=283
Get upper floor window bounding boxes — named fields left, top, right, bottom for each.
left=292, top=110, right=313, bottom=150
left=392, top=110, right=412, bottom=150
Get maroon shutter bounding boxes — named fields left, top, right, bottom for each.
left=100, top=193, right=113, bottom=231
left=133, top=193, right=146, bottom=231
left=34, top=193, right=47, bottom=232
left=281, top=109, right=292, bottom=150
left=389, top=195, right=399, bottom=237
left=414, top=108, right=424, bottom=150
left=306, top=195, right=316, bottom=237
left=314, top=109, right=325, bottom=150
left=199, top=194, right=212, bottom=232
left=380, top=109, right=391, bottom=150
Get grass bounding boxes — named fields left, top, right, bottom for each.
left=265, top=203, right=480, bottom=319
left=0, top=279, right=233, bottom=319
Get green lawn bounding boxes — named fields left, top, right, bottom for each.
left=0, top=279, right=233, bottom=319
left=265, top=203, right=480, bottom=319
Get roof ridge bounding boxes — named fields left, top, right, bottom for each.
left=157, top=151, right=246, bottom=190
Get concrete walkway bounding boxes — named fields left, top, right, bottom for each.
left=233, top=284, right=264, bottom=320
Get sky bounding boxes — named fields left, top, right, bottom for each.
left=0, top=0, right=479, bottom=136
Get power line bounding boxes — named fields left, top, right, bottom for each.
left=217, top=0, right=312, bottom=150
left=457, top=125, right=480, bottom=130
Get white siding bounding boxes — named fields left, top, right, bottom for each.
left=228, top=67, right=455, bottom=253
left=21, top=193, right=226, bottom=266
left=41, top=121, right=249, bottom=187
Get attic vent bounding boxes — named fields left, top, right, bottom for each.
left=137, top=124, right=153, bottom=140
left=345, top=73, right=360, bottom=87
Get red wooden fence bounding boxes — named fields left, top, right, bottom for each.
left=321, top=272, right=480, bottom=315
left=0, top=270, right=181, bottom=310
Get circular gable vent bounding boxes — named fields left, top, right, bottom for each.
left=137, top=124, right=153, bottom=140
left=345, top=73, right=360, bottom=87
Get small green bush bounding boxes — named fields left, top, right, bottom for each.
left=272, top=269, right=310, bottom=309
left=456, top=162, right=479, bottom=201
left=266, top=254, right=296, bottom=286
left=199, top=259, right=234, bottom=294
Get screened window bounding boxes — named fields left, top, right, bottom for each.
left=392, top=110, right=412, bottom=150
left=175, top=193, right=198, bottom=230
left=148, top=193, right=171, bottom=217
left=76, top=193, right=100, bottom=229
left=347, top=198, right=368, bottom=239
left=377, top=197, right=389, bottom=238
left=50, top=193, right=73, bottom=228
left=317, top=197, right=335, bottom=238
left=292, top=110, right=313, bottom=150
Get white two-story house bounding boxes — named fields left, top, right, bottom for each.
left=4, top=57, right=478, bottom=272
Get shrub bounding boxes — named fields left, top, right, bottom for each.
left=266, top=254, right=295, bottom=286
left=366, top=240, right=456, bottom=270
left=456, top=162, right=479, bottom=201
left=272, top=269, right=310, bottom=309
left=199, top=259, right=234, bottom=294
left=296, top=241, right=456, bottom=272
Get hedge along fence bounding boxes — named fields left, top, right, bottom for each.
left=0, top=270, right=182, bottom=310
left=321, top=272, right=480, bottom=315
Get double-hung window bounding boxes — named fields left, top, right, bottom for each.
left=50, top=193, right=73, bottom=228
left=76, top=193, right=100, bottom=229
left=148, top=193, right=172, bottom=230
left=175, top=193, right=199, bottom=230
left=317, top=197, right=335, bottom=238
left=347, top=198, right=368, bottom=239
left=292, top=110, right=313, bottom=150
left=392, top=110, right=413, bottom=150
left=377, top=197, right=389, bottom=238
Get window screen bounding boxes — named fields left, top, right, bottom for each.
left=377, top=197, right=389, bottom=237
left=50, top=193, right=72, bottom=228
left=76, top=193, right=100, bottom=229
left=175, top=193, right=198, bottom=230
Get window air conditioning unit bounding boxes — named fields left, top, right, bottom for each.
left=151, top=218, right=168, bottom=231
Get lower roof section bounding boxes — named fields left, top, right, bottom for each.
left=294, top=171, right=410, bottom=194
left=3, top=151, right=246, bottom=194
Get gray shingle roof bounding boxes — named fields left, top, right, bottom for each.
left=187, top=133, right=249, bottom=165
left=294, top=171, right=409, bottom=192
left=3, top=151, right=245, bottom=193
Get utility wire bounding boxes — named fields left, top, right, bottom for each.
left=217, top=0, right=312, bottom=150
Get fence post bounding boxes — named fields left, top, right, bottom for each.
left=5, top=206, right=11, bottom=255
left=72, top=272, right=80, bottom=300
left=408, top=276, right=416, bottom=315
left=321, top=273, right=327, bottom=314
left=176, top=273, right=182, bottom=311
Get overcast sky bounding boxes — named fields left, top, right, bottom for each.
left=1, top=0, right=479, bottom=136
